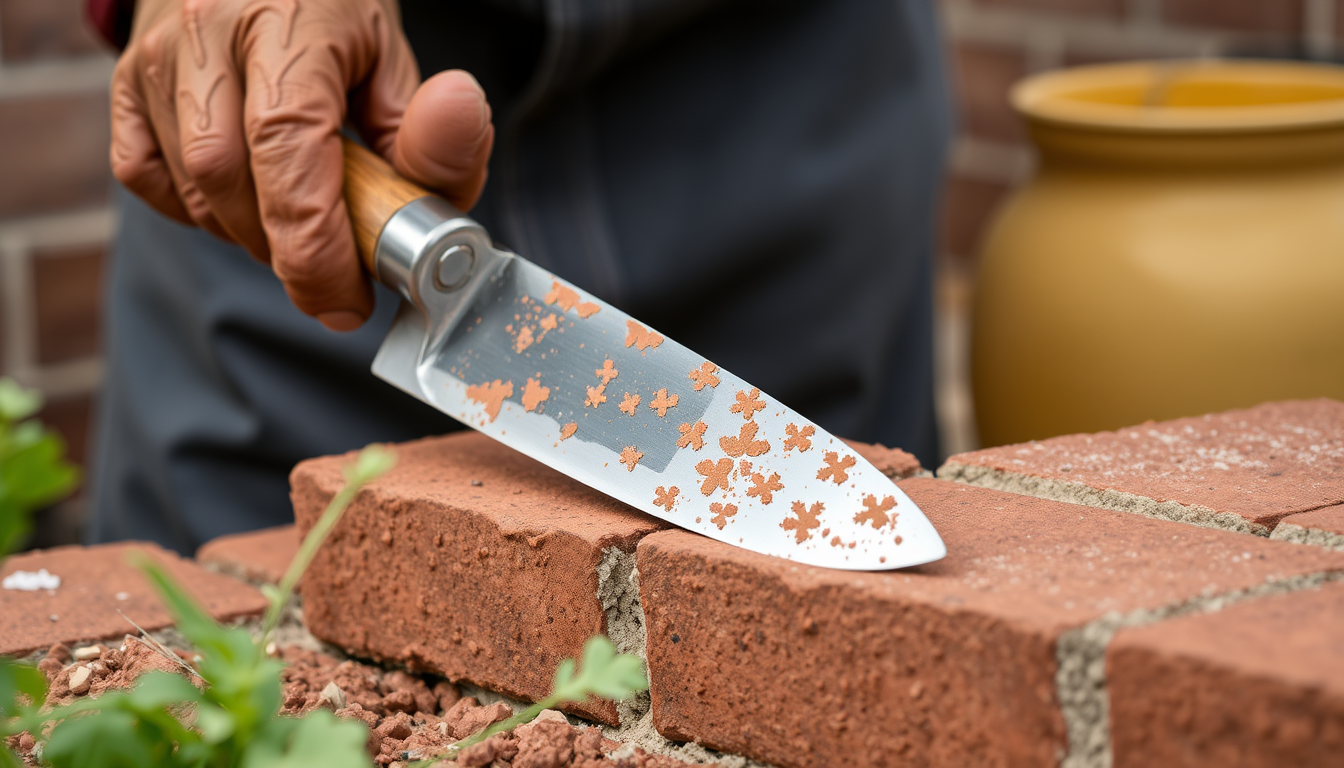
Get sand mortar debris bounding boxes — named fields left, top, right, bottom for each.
left=1270, top=521, right=1344, bottom=551
left=940, top=461, right=1270, bottom=536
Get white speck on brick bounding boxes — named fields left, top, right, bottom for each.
left=3, top=569, right=60, bottom=591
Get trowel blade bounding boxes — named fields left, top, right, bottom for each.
left=373, top=254, right=945, bottom=571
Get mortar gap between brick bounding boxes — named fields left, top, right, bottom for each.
left=1057, top=570, right=1344, bottom=768
left=594, top=546, right=773, bottom=768
left=939, top=462, right=1271, bottom=536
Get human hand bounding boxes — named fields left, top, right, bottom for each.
left=111, top=0, right=495, bottom=331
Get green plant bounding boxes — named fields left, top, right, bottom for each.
left=0, top=377, right=79, bottom=559
left=30, top=444, right=396, bottom=768
left=414, top=635, right=649, bottom=764
left=1, top=378, right=79, bottom=767
left=3, top=435, right=647, bottom=767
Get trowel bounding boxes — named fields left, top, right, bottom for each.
left=341, top=138, right=946, bottom=571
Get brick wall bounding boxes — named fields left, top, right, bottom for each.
left=933, top=0, right=1342, bottom=456
left=266, top=403, right=1344, bottom=768
left=0, top=0, right=115, bottom=546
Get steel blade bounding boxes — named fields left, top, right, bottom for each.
left=374, top=250, right=945, bottom=570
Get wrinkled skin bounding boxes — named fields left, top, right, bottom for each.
left=111, top=0, right=495, bottom=330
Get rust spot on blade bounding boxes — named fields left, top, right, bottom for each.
left=783, top=501, right=823, bottom=544
left=625, top=321, right=664, bottom=352
left=688, top=361, right=719, bottom=391
left=466, top=379, right=513, bottom=423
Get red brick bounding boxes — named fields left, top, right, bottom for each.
left=33, top=243, right=105, bottom=365
left=292, top=432, right=668, bottom=725
left=1272, top=504, right=1344, bottom=550
left=1162, top=0, right=1304, bottom=36
left=196, top=525, right=299, bottom=587
left=636, top=478, right=1344, bottom=768
left=951, top=41, right=1029, bottom=144
left=941, top=399, right=1344, bottom=535
left=1109, top=580, right=1344, bottom=767
left=842, top=438, right=924, bottom=479
left=970, top=0, right=1126, bottom=18
left=37, top=392, right=93, bottom=470
left=940, top=173, right=1012, bottom=262
left=0, top=542, right=267, bottom=657
left=0, top=92, right=111, bottom=218
left=0, top=0, right=105, bottom=63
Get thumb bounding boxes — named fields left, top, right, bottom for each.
left=391, top=70, right=495, bottom=211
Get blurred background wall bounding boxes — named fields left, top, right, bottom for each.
left=0, top=0, right=1334, bottom=547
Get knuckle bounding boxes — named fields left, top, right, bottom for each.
left=181, top=0, right=222, bottom=18
left=178, top=181, right=214, bottom=223
left=180, top=135, right=242, bottom=188
left=110, top=154, right=154, bottom=190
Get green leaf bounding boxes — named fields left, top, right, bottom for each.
left=135, top=557, right=240, bottom=662
left=0, top=430, right=79, bottom=510
left=193, top=702, right=236, bottom=744
left=241, top=710, right=370, bottom=768
left=345, top=444, right=396, bottom=485
left=551, top=658, right=575, bottom=691
left=127, top=671, right=202, bottom=710
left=553, top=636, right=648, bottom=704
left=0, top=378, right=41, bottom=422
left=588, top=655, right=648, bottom=699
left=0, top=657, right=47, bottom=717
left=43, top=709, right=176, bottom=768
left=0, top=501, right=30, bottom=561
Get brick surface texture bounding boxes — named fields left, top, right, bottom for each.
left=33, top=242, right=105, bottom=364
left=1108, top=580, right=1344, bottom=768
left=196, top=525, right=299, bottom=586
left=0, top=92, right=111, bottom=219
left=291, top=432, right=668, bottom=725
left=0, top=0, right=104, bottom=63
left=0, top=542, right=267, bottom=656
left=637, top=478, right=1344, bottom=768
left=941, top=399, right=1344, bottom=534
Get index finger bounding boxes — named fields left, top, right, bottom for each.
left=243, top=38, right=371, bottom=331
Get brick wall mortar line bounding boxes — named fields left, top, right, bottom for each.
left=1056, top=570, right=1344, bottom=768
left=1306, top=0, right=1338, bottom=59
left=938, top=460, right=1272, bottom=535
left=944, top=2, right=1231, bottom=57
left=1126, top=0, right=1162, bottom=27
left=1271, top=513, right=1344, bottom=551
left=18, top=356, right=104, bottom=399
left=951, top=136, right=1035, bottom=184
left=0, top=235, right=36, bottom=377
left=595, top=546, right=773, bottom=768
left=0, top=207, right=116, bottom=249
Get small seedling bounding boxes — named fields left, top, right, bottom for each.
left=413, top=635, right=649, bottom=764
left=26, top=444, right=395, bottom=768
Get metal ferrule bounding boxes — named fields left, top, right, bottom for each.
left=372, top=195, right=511, bottom=356
left=373, top=196, right=484, bottom=302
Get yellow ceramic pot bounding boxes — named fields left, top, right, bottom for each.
left=972, top=60, right=1344, bottom=447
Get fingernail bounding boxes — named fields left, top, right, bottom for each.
left=317, top=311, right=365, bottom=332
left=474, top=93, right=490, bottom=133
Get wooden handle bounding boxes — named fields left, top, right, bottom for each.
left=342, top=137, right=431, bottom=274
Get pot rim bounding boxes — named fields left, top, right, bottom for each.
left=1012, top=59, right=1344, bottom=133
